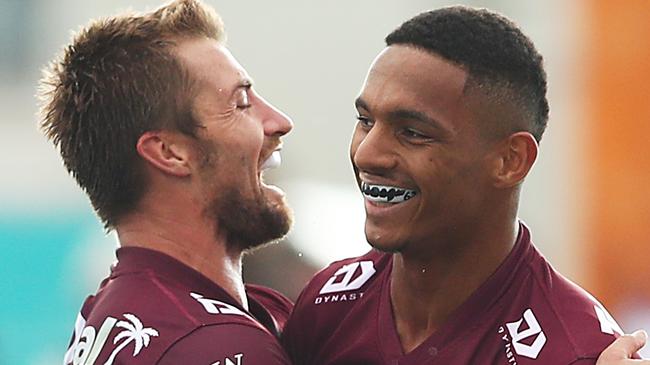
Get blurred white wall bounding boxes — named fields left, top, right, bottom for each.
left=0, top=1, right=592, bottom=364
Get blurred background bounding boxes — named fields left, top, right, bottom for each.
left=1, top=0, right=649, bottom=363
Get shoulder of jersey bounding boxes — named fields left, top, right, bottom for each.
left=297, top=249, right=389, bottom=303
left=99, top=269, right=267, bottom=329
left=64, top=272, right=268, bottom=365
left=246, top=283, right=294, bottom=329
left=523, top=257, right=623, bottom=359
left=247, top=283, right=293, bottom=313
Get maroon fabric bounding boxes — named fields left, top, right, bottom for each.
left=283, top=222, right=623, bottom=365
left=63, top=247, right=292, bottom=365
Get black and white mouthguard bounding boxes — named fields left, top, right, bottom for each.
left=361, top=182, right=417, bottom=204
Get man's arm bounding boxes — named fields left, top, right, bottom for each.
left=596, top=330, right=650, bottom=365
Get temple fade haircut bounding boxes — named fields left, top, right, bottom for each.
left=386, top=6, right=549, bottom=142
left=38, top=0, right=224, bottom=229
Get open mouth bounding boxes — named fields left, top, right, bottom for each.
left=361, top=181, right=417, bottom=204
left=258, top=149, right=286, bottom=196
left=261, top=150, right=282, bottom=171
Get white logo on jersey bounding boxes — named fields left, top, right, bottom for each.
left=191, top=292, right=251, bottom=319
left=505, top=308, right=547, bottom=359
left=319, top=261, right=376, bottom=294
left=63, top=313, right=159, bottom=365
left=211, top=353, right=244, bottom=365
left=594, top=305, right=623, bottom=335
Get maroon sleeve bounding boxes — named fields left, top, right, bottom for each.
left=158, top=324, right=291, bottom=365
left=281, top=289, right=315, bottom=365
left=246, top=284, right=294, bottom=331
left=568, top=359, right=597, bottom=365
left=282, top=313, right=303, bottom=365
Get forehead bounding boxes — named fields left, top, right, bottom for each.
left=360, top=45, right=469, bottom=129
left=174, top=38, right=249, bottom=90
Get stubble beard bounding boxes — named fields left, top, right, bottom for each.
left=198, top=139, right=293, bottom=253
left=214, top=187, right=293, bottom=253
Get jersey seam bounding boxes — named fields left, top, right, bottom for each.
left=147, top=270, right=201, bottom=326
left=567, top=355, right=599, bottom=364
left=529, top=259, right=582, bottom=361
left=154, top=321, right=281, bottom=364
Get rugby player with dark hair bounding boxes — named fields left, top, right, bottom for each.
left=282, top=6, right=631, bottom=364
left=39, top=0, right=293, bottom=363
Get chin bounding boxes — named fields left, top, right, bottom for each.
left=364, top=226, right=406, bottom=254
left=268, top=201, right=294, bottom=240
left=214, top=186, right=294, bottom=253
left=242, top=200, right=293, bottom=251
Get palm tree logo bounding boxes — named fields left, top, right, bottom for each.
left=104, top=313, right=159, bottom=365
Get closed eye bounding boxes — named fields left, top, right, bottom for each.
left=402, top=128, right=429, bottom=139
left=356, top=115, right=374, bottom=129
left=235, top=87, right=251, bottom=110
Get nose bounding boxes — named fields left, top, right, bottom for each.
left=352, top=123, right=397, bottom=173
left=258, top=96, right=293, bottom=137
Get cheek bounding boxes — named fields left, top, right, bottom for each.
left=228, top=124, right=264, bottom=154
left=411, top=153, right=469, bottom=199
left=420, top=156, right=488, bottom=208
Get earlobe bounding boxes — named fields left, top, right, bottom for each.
left=136, top=131, right=192, bottom=177
left=492, top=132, right=539, bottom=188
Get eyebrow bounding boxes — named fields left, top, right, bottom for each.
left=354, top=97, right=369, bottom=111
left=355, top=96, right=450, bottom=136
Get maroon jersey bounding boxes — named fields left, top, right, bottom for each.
left=283, top=222, right=623, bottom=365
left=63, top=247, right=292, bottom=365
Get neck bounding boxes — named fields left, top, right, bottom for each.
left=390, top=217, right=519, bottom=353
left=116, top=208, right=249, bottom=310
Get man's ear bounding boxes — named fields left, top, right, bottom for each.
left=490, top=131, right=539, bottom=188
left=136, top=131, right=192, bottom=177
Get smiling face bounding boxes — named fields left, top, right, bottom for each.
left=176, top=38, right=294, bottom=252
left=351, top=45, right=496, bottom=255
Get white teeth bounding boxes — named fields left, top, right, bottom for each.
left=361, top=182, right=417, bottom=204
left=261, top=151, right=281, bottom=170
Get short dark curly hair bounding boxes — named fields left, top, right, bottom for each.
left=386, top=6, right=549, bottom=142
left=39, top=0, right=224, bottom=229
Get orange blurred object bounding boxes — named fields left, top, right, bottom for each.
left=585, top=0, right=650, bottom=311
